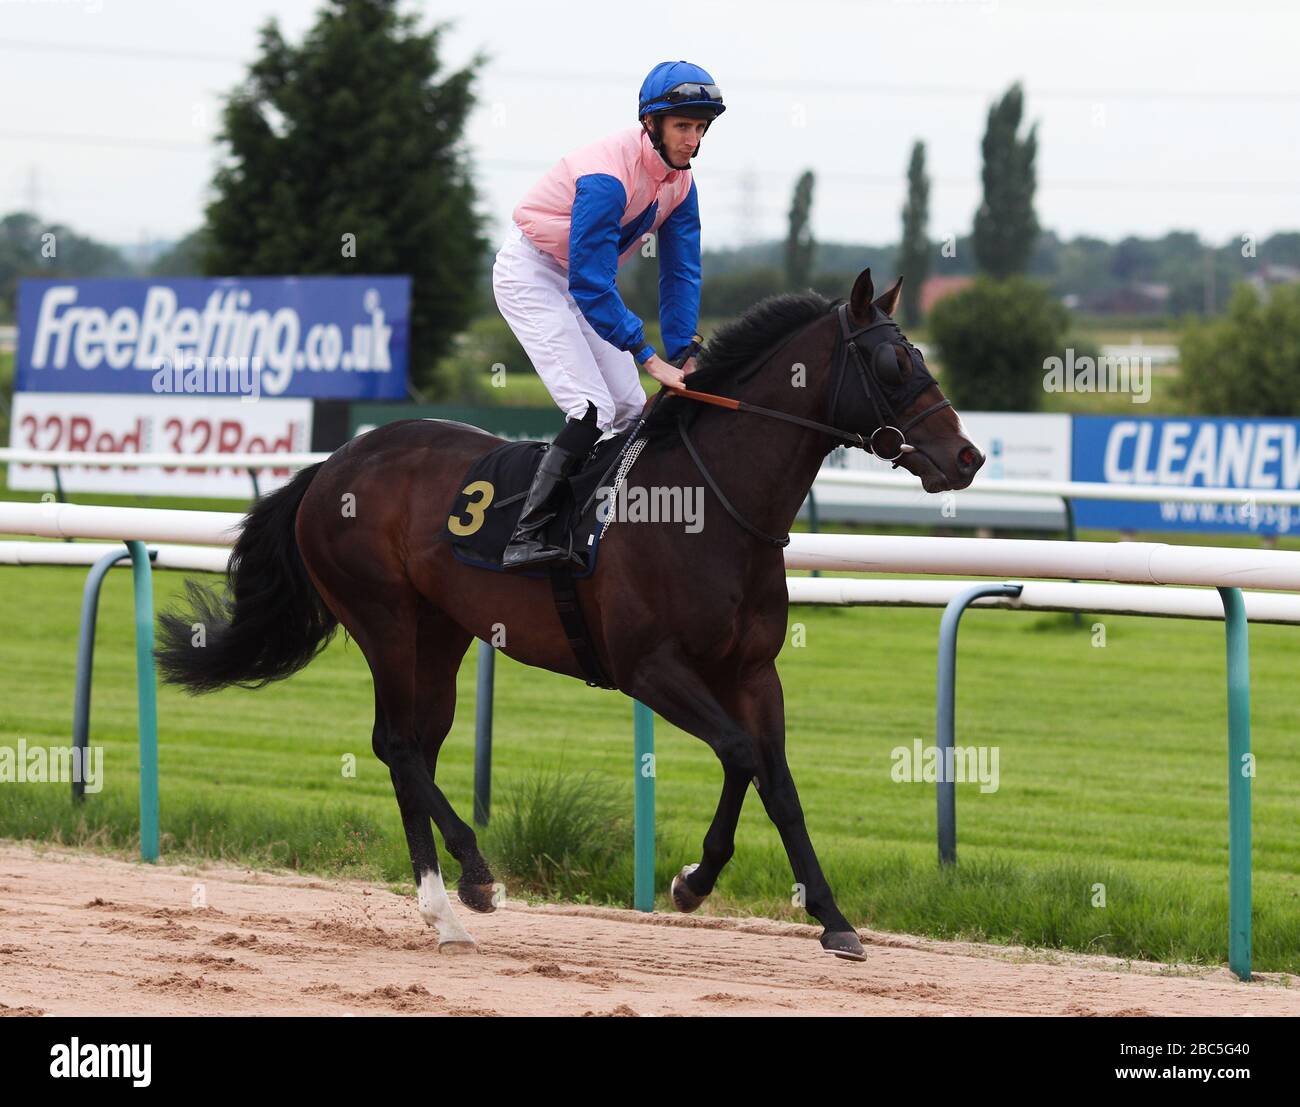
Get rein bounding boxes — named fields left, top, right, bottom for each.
left=665, top=385, right=865, bottom=450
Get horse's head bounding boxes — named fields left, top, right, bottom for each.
left=833, top=269, right=984, bottom=492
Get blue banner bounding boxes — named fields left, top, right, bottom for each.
left=1072, top=415, right=1300, bottom=535
left=16, top=276, right=410, bottom=400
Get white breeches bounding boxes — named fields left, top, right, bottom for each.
left=491, top=222, right=648, bottom=433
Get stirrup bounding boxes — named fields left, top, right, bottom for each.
left=501, top=537, right=584, bottom=570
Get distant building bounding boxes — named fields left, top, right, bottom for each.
left=1075, top=283, right=1170, bottom=315
left=919, top=275, right=974, bottom=315
left=1245, top=263, right=1300, bottom=297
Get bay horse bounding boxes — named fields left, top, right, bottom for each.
left=157, top=269, right=984, bottom=961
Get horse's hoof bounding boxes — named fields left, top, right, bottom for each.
left=458, top=882, right=498, bottom=914
left=438, top=939, right=478, bottom=955
left=670, top=864, right=706, bottom=913
left=821, top=930, right=866, bottom=961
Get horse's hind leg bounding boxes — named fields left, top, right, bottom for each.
left=353, top=599, right=492, bottom=952
left=410, top=603, right=497, bottom=914
left=671, top=767, right=749, bottom=913
left=368, top=695, right=466, bottom=949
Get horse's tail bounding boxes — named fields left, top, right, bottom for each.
left=156, top=462, right=338, bottom=693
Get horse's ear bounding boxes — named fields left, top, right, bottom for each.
left=873, top=276, right=904, bottom=318
left=849, top=268, right=875, bottom=323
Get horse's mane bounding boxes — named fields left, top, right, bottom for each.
left=641, top=291, right=839, bottom=438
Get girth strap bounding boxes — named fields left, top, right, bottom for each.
left=549, top=564, right=616, bottom=689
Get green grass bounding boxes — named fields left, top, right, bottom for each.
left=1080, top=328, right=1179, bottom=347
left=1, top=563, right=1299, bottom=972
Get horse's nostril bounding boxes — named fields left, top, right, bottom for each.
left=958, top=446, right=982, bottom=471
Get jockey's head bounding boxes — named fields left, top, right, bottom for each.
left=638, top=60, right=725, bottom=171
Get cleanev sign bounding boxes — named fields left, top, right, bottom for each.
left=16, top=276, right=410, bottom=400
left=1072, top=415, right=1300, bottom=534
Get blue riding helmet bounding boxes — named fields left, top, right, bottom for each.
left=638, top=60, right=726, bottom=120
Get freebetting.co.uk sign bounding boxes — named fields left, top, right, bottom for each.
left=15, top=275, right=411, bottom=401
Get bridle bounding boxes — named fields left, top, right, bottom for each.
left=828, top=303, right=952, bottom=464
left=659, top=302, right=952, bottom=547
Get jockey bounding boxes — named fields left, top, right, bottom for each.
left=493, top=60, right=724, bottom=569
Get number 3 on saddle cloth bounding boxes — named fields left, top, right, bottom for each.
left=440, top=429, right=643, bottom=579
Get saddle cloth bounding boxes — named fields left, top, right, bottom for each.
left=439, top=429, right=645, bottom=578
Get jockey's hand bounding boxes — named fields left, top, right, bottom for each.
left=643, top=354, right=686, bottom=390
left=680, top=356, right=698, bottom=377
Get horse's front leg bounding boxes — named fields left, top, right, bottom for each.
left=628, top=652, right=863, bottom=960
left=668, top=663, right=791, bottom=910
left=737, top=662, right=864, bottom=960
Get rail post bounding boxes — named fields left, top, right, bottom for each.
left=72, top=548, right=137, bottom=801
left=473, top=640, right=495, bottom=826
left=125, top=540, right=159, bottom=862
left=633, top=700, right=655, bottom=911
left=1217, top=586, right=1252, bottom=981
left=935, top=583, right=1024, bottom=865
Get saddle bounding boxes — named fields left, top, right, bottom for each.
left=439, top=428, right=649, bottom=690
left=440, top=428, right=645, bottom=579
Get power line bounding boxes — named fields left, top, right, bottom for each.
left=0, top=130, right=1290, bottom=197
left=2, top=38, right=1298, bottom=103
left=492, top=70, right=1300, bottom=104
left=0, top=129, right=209, bottom=153
left=0, top=38, right=242, bottom=65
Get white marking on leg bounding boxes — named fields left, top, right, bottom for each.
left=417, top=868, right=475, bottom=947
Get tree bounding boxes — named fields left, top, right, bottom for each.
left=1111, top=235, right=1156, bottom=281
left=204, top=0, right=486, bottom=395
left=928, top=276, right=1069, bottom=412
left=1177, top=283, right=1300, bottom=416
left=0, top=212, right=130, bottom=321
left=150, top=229, right=208, bottom=276
left=1261, top=232, right=1300, bottom=268
left=784, top=170, right=816, bottom=290
left=972, top=83, right=1039, bottom=278
left=898, top=141, right=930, bottom=326
left=700, top=266, right=785, bottom=318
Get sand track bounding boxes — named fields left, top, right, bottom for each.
left=0, top=841, right=1293, bottom=1017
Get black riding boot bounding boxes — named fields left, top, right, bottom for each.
left=501, top=403, right=602, bottom=570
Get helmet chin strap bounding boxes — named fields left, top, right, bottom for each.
left=642, top=116, right=704, bottom=170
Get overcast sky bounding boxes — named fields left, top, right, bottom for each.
left=1, top=0, right=1296, bottom=254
